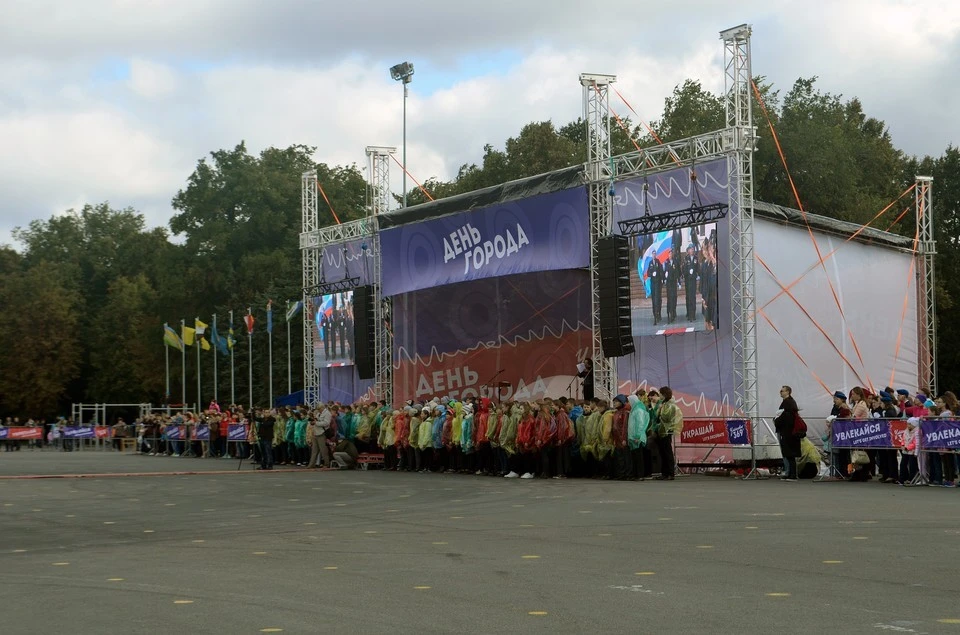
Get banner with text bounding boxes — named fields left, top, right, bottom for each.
left=831, top=419, right=909, bottom=449
left=0, top=427, right=43, bottom=440
left=679, top=419, right=751, bottom=445
left=919, top=419, right=960, bottom=451
left=227, top=424, right=248, bottom=442
left=380, top=188, right=589, bottom=297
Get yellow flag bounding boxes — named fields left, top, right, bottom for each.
left=195, top=318, right=208, bottom=336
left=200, top=336, right=211, bottom=351
left=182, top=326, right=196, bottom=346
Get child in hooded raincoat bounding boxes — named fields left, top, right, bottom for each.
left=553, top=405, right=575, bottom=478
left=473, top=399, right=491, bottom=475
left=377, top=410, right=397, bottom=470
left=516, top=405, right=538, bottom=478
left=461, top=402, right=475, bottom=470
left=627, top=394, right=651, bottom=480
left=499, top=404, right=520, bottom=477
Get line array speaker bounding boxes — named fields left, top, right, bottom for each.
left=597, top=235, right=635, bottom=358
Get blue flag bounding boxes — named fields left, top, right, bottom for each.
left=266, top=302, right=273, bottom=334
left=210, top=323, right=229, bottom=356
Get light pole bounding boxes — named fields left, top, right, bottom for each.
left=390, top=61, right=414, bottom=207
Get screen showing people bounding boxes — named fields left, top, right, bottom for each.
left=629, top=222, right=719, bottom=337
left=314, top=291, right=355, bottom=367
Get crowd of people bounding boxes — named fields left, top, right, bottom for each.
left=774, top=384, right=959, bottom=487
left=5, top=382, right=957, bottom=488
left=124, top=388, right=686, bottom=480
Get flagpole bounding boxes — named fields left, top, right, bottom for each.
left=181, top=319, right=186, bottom=413
left=230, top=310, right=235, bottom=406
left=196, top=316, right=201, bottom=413
left=287, top=300, right=292, bottom=396
left=248, top=308, right=253, bottom=411
left=164, top=322, right=171, bottom=401
left=268, top=301, right=274, bottom=408
left=212, top=313, right=219, bottom=405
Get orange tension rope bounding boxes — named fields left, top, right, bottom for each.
left=316, top=182, right=341, bottom=225
left=390, top=154, right=434, bottom=202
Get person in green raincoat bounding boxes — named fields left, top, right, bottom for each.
left=294, top=412, right=308, bottom=466
left=627, top=393, right=650, bottom=480
left=284, top=410, right=297, bottom=465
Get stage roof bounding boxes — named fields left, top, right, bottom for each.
left=378, top=163, right=914, bottom=252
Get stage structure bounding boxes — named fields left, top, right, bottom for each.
left=298, top=23, right=935, bottom=466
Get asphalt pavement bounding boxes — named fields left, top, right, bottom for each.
left=1, top=451, right=959, bottom=634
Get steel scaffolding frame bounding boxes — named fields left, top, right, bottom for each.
left=301, top=170, right=321, bottom=404
left=366, top=146, right=395, bottom=405
left=915, top=176, right=936, bottom=394
left=581, top=73, right=618, bottom=402
left=721, top=24, right=759, bottom=427
left=366, top=146, right=396, bottom=216
left=300, top=168, right=373, bottom=406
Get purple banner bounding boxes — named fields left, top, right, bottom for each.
left=726, top=420, right=751, bottom=445
left=320, top=238, right=374, bottom=286
left=227, top=424, right=248, bottom=441
left=164, top=425, right=185, bottom=440
left=831, top=419, right=898, bottom=449
left=380, top=188, right=589, bottom=297
left=62, top=426, right=96, bottom=439
left=919, top=419, right=960, bottom=451
left=193, top=424, right=210, bottom=441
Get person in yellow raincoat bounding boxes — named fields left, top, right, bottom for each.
left=499, top=403, right=520, bottom=478
left=377, top=410, right=397, bottom=470
left=417, top=404, right=435, bottom=472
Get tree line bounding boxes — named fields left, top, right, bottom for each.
left=0, top=77, right=957, bottom=418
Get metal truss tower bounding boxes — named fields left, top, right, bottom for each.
left=365, top=146, right=396, bottom=405
left=366, top=146, right=396, bottom=216
left=721, top=24, right=759, bottom=424
left=915, top=176, right=936, bottom=394
left=301, top=170, right=321, bottom=404
left=581, top=73, right=618, bottom=402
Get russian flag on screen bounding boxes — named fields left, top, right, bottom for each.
left=638, top=231, right=673, bottom=297
left=313, top=296, right=335, bottom=338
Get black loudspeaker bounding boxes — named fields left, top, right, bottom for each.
left=353, top=285, right=377, bottom=379
left=597, top=235, right=635, bottom=357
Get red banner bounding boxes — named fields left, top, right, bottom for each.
left=680, top=419, right=730, bottom=444
left=1, top=426, right=43, bottom=440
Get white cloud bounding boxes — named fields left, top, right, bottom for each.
left=0, top=0, right=957, bottom=246
left=128, top=59, right=179, bottom=99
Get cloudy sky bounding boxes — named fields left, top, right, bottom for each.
left=1, top=0, right=957, bottom=247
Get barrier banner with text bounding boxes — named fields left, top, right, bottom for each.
left=193, top=424, right=210, bottom=441
left=679, top=419, right=751, bottom=445
left=831, top=419, right=907, bottom=449
left=227, top=424, right=248, bottom=441
left=0, top=427, right=43, bottom=440
left=165, top=425, right=185, bottom=441
left=919, top=419, right=960, bottom=451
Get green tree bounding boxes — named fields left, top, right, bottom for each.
left=0, top=262, right=81, bottom=417
left=88, top=274, right=164, bottom=403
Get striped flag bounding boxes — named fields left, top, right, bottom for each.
left=286, top=300, right=303, bottom=322
left=163, top=325, right=183, bottom=352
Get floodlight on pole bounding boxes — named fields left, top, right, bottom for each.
left=390, top=61, right=414, bottom=207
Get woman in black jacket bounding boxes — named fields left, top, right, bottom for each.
left=774, top=386, right=801, bottom=480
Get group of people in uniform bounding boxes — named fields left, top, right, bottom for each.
left=318, top=304, right=354, bottom=362
left=642, top=228, right=718, bottom=329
